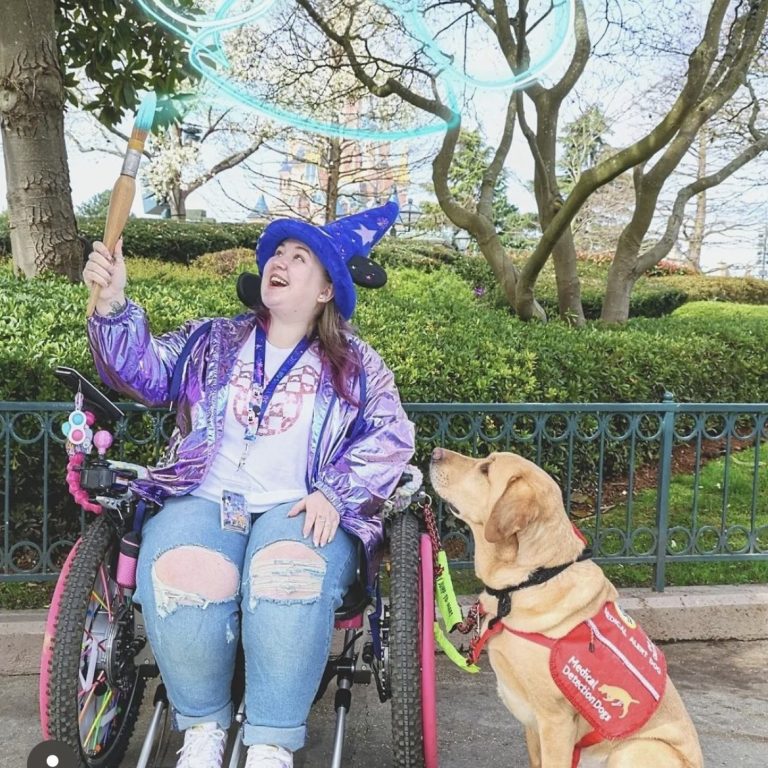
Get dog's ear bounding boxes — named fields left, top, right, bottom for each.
left=484, top=475, right=539, bottom=544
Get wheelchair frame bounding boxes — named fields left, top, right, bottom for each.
left=39, top=372, right=438, bottom=768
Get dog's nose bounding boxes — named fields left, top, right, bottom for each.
left=431, top=447, right=444, bottom=462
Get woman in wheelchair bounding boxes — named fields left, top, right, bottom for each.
left=82, top=201, right=415, bottom=768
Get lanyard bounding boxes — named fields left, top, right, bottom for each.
left=244, top=326, right=312, bottom=442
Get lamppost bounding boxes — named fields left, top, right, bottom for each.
left=455, top=229, right=471, bottom=252
left=758, top=223, right=768, bottom=281
left=398, top=197, right=421, bottom=236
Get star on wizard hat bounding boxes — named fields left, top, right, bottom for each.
left=256, top=200, right=398, bottom=319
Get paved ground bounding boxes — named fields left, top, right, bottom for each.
left=3, top=640, right=766, bottom=768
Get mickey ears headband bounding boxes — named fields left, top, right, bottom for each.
left=347, top=255, right=387, bottom=288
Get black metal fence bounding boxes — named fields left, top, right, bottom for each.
left=2, top=398, right=766, bottom=591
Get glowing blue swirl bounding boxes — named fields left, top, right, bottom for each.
left=379, top=0, right=574, bottom=90
left=134, top=0, right=574, bottom=140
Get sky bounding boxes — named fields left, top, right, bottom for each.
left=1, top=0, right=766, bottom=277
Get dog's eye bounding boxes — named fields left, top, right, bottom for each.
left=479, top=462, right=491, bottom=475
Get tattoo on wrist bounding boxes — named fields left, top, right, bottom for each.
left=108, top=300, right=127, bottom=317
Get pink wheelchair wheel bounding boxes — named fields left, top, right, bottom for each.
left=389, top=508, right=439, bottom=767
left=41, top=516, right=145, bottom=766
left=40, top=537, right=82, bottom=738
left=419, top=534, right=438, bottom=768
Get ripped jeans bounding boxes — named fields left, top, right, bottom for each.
left=133, top=496, right=358, bottom=751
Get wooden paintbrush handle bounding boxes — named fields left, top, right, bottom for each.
left=86, top=174, right=136, bottom=317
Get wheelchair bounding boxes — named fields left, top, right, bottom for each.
left=39, top=368, right=439, bottom=767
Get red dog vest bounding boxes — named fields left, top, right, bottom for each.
left=544, top=601, right=666, bottom=739
left=471, top=601, right=666, bottom=764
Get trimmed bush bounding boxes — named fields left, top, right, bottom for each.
left=654, top=275, right=768, bottom=305
left=2, top=260, right=767, bottom=405
left=0, top=217, right=265, bottom=265
left=76, top=218, right=265, bottom=264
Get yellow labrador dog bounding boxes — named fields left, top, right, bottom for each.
left=430, top=448, right=703, bottom=768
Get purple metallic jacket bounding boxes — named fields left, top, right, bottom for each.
left=86, top=300, right=415, bottom=581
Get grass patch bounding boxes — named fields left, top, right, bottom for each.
left=0, top=581, right=55, bottom=610
left=580, top=445, right=768, bottom=587
left=603, top=561, right=768, bottom=589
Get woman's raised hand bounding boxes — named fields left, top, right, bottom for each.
left=83, top=238, right=128, bottom=316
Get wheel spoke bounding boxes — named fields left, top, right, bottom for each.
left=98, top=564, right=114, bottom=622
left=84, top=688, right=113, bottom=750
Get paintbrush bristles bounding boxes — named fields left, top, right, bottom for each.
left=133, top=91, right=157, bottom=133
left=125, top=92, right=156, bottom=152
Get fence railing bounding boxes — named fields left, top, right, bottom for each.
left=2, top=398, right=766, bottom=591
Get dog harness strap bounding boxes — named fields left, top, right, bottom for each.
left=502, top=627, right=555, bottom=648
left=572, top=730, right=603, bottom=768
left=466, top=617, right=504, bottom=665
left=483, top=547, right=593, bottom=622
left=466, top=610, right=556, bottom=665
left=467, top=548, right=593, bottom=666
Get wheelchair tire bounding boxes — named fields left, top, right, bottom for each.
left=42, top=514, right=145, bottom=767
left=389, top=509, right=438, bottom=768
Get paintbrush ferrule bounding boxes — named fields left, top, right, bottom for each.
left=120, top=148, right=143, bottom=178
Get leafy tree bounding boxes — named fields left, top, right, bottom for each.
left=76, top=189, right=112, bottom=218
left=558, top=106, right=634, bottom=255
left=294, top=0, right=768, bottom=324
left=0, top=0, right=195, bottom=278
left=417, top=131, right=538, bottom=250
left=559, top=106, right=610, bottom=193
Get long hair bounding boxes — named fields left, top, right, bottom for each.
left=316, top=300, right=362, bottom=405
left=255, top=301, right=361, bottom=405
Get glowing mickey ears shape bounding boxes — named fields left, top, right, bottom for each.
left=133, top=0, right=575, bottom=139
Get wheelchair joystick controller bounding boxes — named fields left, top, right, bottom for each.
left=90, top=428, right=139, bottom=589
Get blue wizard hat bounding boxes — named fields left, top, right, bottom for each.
left=256, top=200, right=398, bottom=319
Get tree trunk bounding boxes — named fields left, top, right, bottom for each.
left=601, top=250, right=639, bottom=324
left=325, top=139, right=342, bottom=222
left=0, top=0, right=80, bottom=279
left=552, top=230, right=585, bottom=323
left=688, top=128, right=708, bottom=271
left=516, top=0, right=591, bottom=325
left=168, top=185, right=188, bottom=219
left=527, top=106, right=585, bottom=325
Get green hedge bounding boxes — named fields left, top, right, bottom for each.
left=77, top=217, right=265, bottom=264
left=3, top=213, right=766, bottom=316
left=2, top=259, right=766, bottom=405
left=3, top=261, right=766, bottom=562
left=0, top=215, right=264, bottom=265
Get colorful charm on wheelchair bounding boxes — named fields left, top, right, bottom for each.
left=61, top=392, right=95, bottom=455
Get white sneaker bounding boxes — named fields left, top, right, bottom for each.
left=244, top=743, right=294, bottom=768
left=176, top=722, right=228, bottom=768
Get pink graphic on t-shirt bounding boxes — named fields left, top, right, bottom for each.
left=230, top=359, right=254, bottom=425
left=229, top=360, right=319, bottom=436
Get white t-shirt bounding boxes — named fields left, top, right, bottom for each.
left=193, top=327, right=322, bottom=514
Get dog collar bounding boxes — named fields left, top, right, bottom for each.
left=483, top=547, right=592, bottom=627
